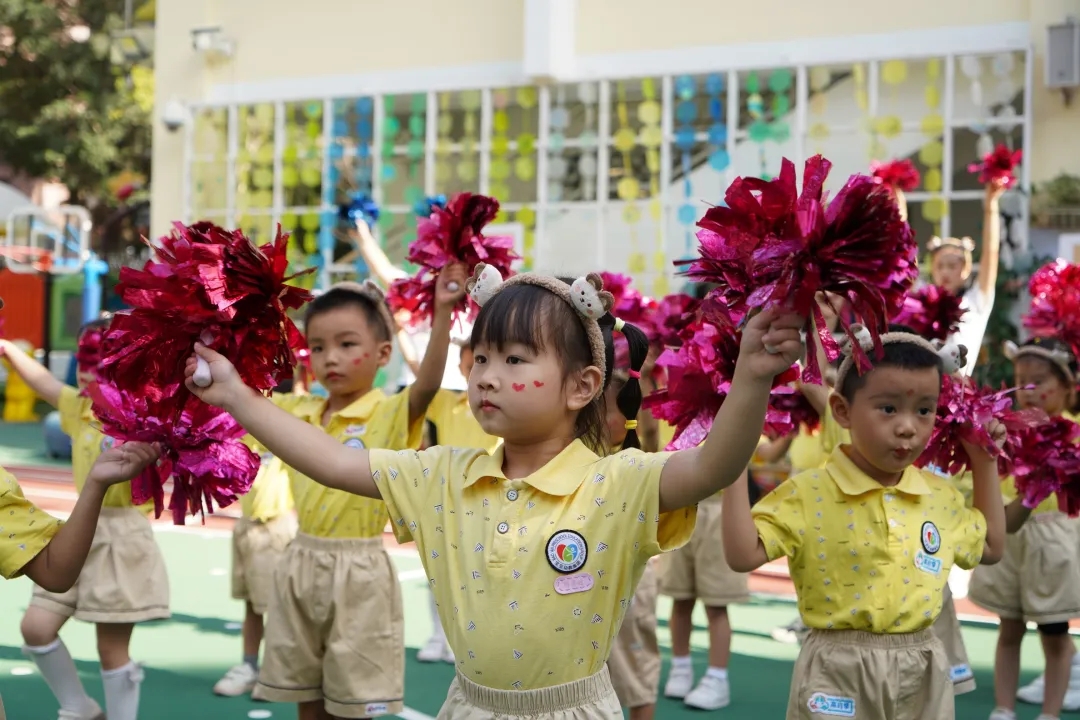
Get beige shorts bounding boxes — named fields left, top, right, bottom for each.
left=606, top=562, right=660, bottom=709
left=438, top=666, right=621, bottom=719
left=231, top=514, right=297, bottom=615
left=788, top=629, right=952, bottom=720
left=968, top=512, right=1080, bottom=624
left=31, top=507, right=170, bottom=624
left=931, top=585, right=974, bottom=695
left=254, top=533, right=404, bottom=718
left=659, top=498, right=749, bottom=606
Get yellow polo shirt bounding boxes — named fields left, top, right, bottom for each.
left=0, top=468, right=62, bottom=579
left=818, top=404, right=850, bottom=456
left=658, top=421, right=676, bottom=451
left=427, top=389, right=500, bottom=452
left=369, top=440, right=696, bottom=690
left=753, top=447, right=986, bottom=633
left=58, top=386, right=151, bottom=511
left=788, top=428, right=825, bottom=474
left=240, top=438, right=294, bottom=523
left=277, top=389, right=422, bottom=538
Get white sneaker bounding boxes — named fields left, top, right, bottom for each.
left=684, top=675, right=731, bottom=710
left=441, top=643, right=456, bottom=664
left=988, top=709, right=1016, bottom=720
left=1019, top=666, right=1080, bottom=710
left=417, top=635, right=446, bottom=663
left=213, top=663, right=258, bottom=697
left=1018, top=675, right=1045, bottom=705
left=58, top=699, right=105, bottom=720
left=664, top=665, right=694, bottom=699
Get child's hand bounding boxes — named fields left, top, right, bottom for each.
left=986, top=178, right=1007, bottom=204
left=435, top=262, right=468, bottom=310
left=86, top=442, right=160, bottom=487
left=184, top=344, right=247, bottom=410
left=961, top=418, right=1007, bottom=462
left=736, top=308, right=805, bottom=382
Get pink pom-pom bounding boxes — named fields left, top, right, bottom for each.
left=652, top=293, right=701, bottom=348
left=915, top=375, right=1046, bottom=477
left=871, top=159, right=921, bottom=192
left=1011, top=416, right=1080, bottom=515
left=967, top=144, right=1022, bottom=188
left=1023, top=260, right=1080, bottom=361
left=891, top=284, right=967, bottom=342
left=599, top=272, right=660, bottom=341
left=386, top=193, right=519, bottom=325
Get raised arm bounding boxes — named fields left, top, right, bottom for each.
left=1004, top=496, right=1033, bottom=534
left=406, top=263, right=467, bottom=426
left=0, top=339, right=65, bottom=407
left=721, top=470, right=770, bottom=572
left=963, top=428, right=1006, bottom=565
left=657, top=309, right=805, bottom=512
left=975, top=181, right=1006, bottom=300
left=352, top=219, right=408, bottom=288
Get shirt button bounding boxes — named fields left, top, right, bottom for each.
left=506, top=489, right=519, bottom=502
left=497, top=522, right=510, bottom=534
left=888, top=519, right=898, bottom=528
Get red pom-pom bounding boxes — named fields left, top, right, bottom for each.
left=891, top=284, right=967, bottom=342
left=915, top=375, right=1046, bottom=477
left=88, top=383, right=260, bottom=525
left=679, top=155, right=918, bottom=386
left=968, top=144, right=1022, bottom=188
left=652, top=293, right=701, bottom=347
left=74, top=325, right=105, bottom=378
left=871, top=159, right=921, bottom=192
left=387, top=193, right=519, bottom=325
left=1011, top=416, right=1080, bottom=515
left=599, top=272, right=660, bottom=341
left=1023, top=260, right=1080, bottom=361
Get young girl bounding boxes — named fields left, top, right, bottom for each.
left=184, top=267, right=804, bottom=719
left=968, top=337, right=1080, bottom=720
left=1, top=322, right=171, bottom=720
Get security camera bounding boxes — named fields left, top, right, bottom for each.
left=162, top=100, right=189, bottom=132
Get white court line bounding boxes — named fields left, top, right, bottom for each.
left=399, top=708, right=436, bottom=720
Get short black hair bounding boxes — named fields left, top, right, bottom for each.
left=1017, top=336, right=1078, bottom=389
left=303, top=287, right=393, bottom=342
left=839, top=331, right=943, bottom=402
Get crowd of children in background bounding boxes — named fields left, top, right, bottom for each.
left=0, top=159, right=1078, bottom=720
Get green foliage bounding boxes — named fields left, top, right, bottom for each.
left=0, top=0, right=151, bottom=204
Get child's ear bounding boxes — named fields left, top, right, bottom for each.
left=375, top=340, right=394, bottom=367
left=829, top=392, right=852, bottom=429
left=568, top=366, right=604, bottom=412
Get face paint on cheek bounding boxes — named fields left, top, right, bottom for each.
left=512, top=383, right=526, bottom=392
left=533, top=381, right=544, bottom=388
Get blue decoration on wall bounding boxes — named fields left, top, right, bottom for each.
left=339, top=192, right=380, bottom=224
left=413, top=194, right=447, bottom=218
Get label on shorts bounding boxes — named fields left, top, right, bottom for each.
left=363, top=703, right=389, bottom=716
left=553, top=572, right=594, bottom=595
left=807, top=692, right=856, bottom=717
left=950, top=663, right=973, bottom=681
left=914, top=550, right=942, bottom=576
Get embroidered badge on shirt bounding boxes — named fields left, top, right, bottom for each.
left=807, top=692, right=855, bottom=717
left=545, top=530, right=587, bottom=574
left=921, top=521, right=941, bottom=554
left=100, top=436, right=116, bottom=452
left=343, top=437, right=365, bottom=449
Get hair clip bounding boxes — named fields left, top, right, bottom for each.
left=569, top=273, right=615, bottom=321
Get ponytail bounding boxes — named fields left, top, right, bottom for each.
left=598, top=313, right=650, bottom=450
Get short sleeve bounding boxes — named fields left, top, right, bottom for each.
left=57, top=385, right=87, bottom=437
left=271, top=392, right=311, bottom=415
left=604, top=450, right=696, bottom=560
left=752, top=479, right=806, bottom=562
left=0, top=471, right=61, bottom=579
left=951, top=503, right=986, bottom=570
left=372, top=387, right=424, bottom=450
left=425, top=389, right=453, bottom=428
left=369, top=446, right=457, bottom=545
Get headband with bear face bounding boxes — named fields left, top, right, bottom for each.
left=467, top=264, right=612, bottom=397
left=1003, top=339, right=1077, bottom=386
left=926, top=236, right=976, bottom=256
left=834, top=324, right=968, bottom=391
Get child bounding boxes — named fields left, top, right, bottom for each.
left=1, top=323, right=170, bottom=720
left=722, top=329, right=1007, bottom=720
left=968, top=337, right=1080, bottom=720
left=245, top=270, right=462, bottom=720
left=213, top=393, right=298, bottom=696
left=184, top=267, right=804, bottom=719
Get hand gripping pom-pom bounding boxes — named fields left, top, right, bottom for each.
left=968, top=145, right=1022, bottom=189
left=193, top=357, right=212, bottom=388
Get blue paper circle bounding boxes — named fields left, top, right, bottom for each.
left=674, top=128, right=696, bottom=151
left=708, top=149, right=731, bottom=171
left=677, top=203, right=698, bottom=225
left=675, top=75, right=697, bottom=100
left=675, top=101, right=698, bottom=124
left=333, top=120, right=348, bottom=138
left=705, top=73, right=725, bottom=96
left=357, top=144, right=370, bottom=160
left=357, top=119, right=373, bottom=139
left=357, top=97, right=373, bottom=114
left=381, top=164, right=397, bottom=182
left=328, top=144, right=344, bottom=160
left=708, top=97, right=724, bottom=121
left=707, top=124, right=728, bottom=146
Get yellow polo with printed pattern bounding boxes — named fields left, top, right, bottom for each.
left=426, top=389, right=500, bottom=452
left=275, top=389, right=421, bottom=537
left=58, top=386, right=152, bottom=511
left=240, top=437, right=293, bottom=523
left=0, top=468, right=61, bottom=579
left=752, top=446, right=986, bottom=633
left=369, top=440, right=696, bottom=690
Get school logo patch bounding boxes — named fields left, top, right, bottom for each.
left=807, top=692, right=855, bottom=717
left=260, top=452, right=274, bottom=466
left=100, top=436, right=116, bottom=452
left=343, top=437, right=365, bottom=449
left=545, top=530, right=587, bottom=574
left=921, top=521, right=941, bottom=554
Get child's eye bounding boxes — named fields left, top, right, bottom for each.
left=506, top=356, right=523, bottom=365
left=881, top=405, right=896, bottom=414
left=342, top=341, right=356, bottom=348
left=311, top=346, right=323, bottom=353
left=474, top=355, right=487, bottom=364
left=919, top=407, right=933, bottom=416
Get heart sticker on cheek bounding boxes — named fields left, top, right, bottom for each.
left=533, top=381, right=544, bottom=388
left=512, top=383, right=525, bottom=392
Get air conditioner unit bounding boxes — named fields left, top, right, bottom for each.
left=1046, top=18, right=1080, bottom=88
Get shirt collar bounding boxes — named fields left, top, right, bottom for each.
left=305, top=388, right=387, bottom=423
left=827, top=446, right=931, bottom=497
left=464, top=439, right=599, bottom=496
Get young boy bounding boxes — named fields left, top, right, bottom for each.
left=250, top=268, right=464, bottom=719
left=722, top=330, right=1007, bottom=719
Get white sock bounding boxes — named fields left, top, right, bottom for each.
left=992, top=709, right=1016, bottom=720
left=672, top=655, right=692, bottom=670
left=428, top=588, right=445, bottom=643
left=24, top=639, right=97, bottom=714
left=101, top=661, right=143, bottom=720
left=706, top=666, right=728, bottom=681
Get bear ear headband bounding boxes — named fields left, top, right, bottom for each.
left=834, top=323, right=969, bottom=390
left=1003, top=340, right=1077, bottom=385
left=467, top=263, right=619, bottom=396
left=926, top=236, right=976, bottom=254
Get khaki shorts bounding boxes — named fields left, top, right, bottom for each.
left=931, top=585, right=974, bottom=695
left=231, top=514, right=297, bottom=615
left=788, top=629, right=952, bottom=720
left=254, top=533, right=404, bottom=718
left=438, top=666, right=621, bottom=719
left=31, top=507, right=170, bottom=623
left=659, top=497, right=749, bottom=606
left=606, top=562, right=660, bottom=709
left=968, top=513, right=1080, bottom=624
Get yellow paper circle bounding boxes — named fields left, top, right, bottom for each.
left=493, top=111, right=510, bottom=133
left=807, top=122, right=829, bottom=140
left=927, top=58, right=941, bottom=80
left=810, top=93, right=828, bottom=116
left=457, top=161, right=478, bottom=182
left=300, top=163, right=322, bottom=188
left=516, top=133, right=536, bottom=156
left=641, top=126, right=663, bottom=148
left=921, top=197, right=946, bottom=222
left=515, top=207, right=536, bottom=227
left=613, top=128, right=637, bottom=153
left=617, top=177, right=640, bottom=201
left=490, top=158, right=512, bottom=180
left=867, top=141, right=887, bottom=161
left=516, top=87, right=538, bottom=109
left=256, top=146, right=275, bottom=164
left=881, top=61, right=908, bottom=86
left=491, top=136, right=510, bottom=155
left=252, top=167, right=274, bottom=189
left=489, top=183, right=510, bottom=201
left=628, top=252, right=646, bottom=273
left=303, top=235, right=317, bottom=254
left=855, top=89, right=869, bottom=112
left=919, top=140, right=944, bottom=166
left=924, top=85, right=941, bottom=110
left=653, top=273, right=669, bottom=296
left=875, top=115, right=903, bottom=138
left=920, top=114, right=945, bottom=136
left=809, top=67, right=831, bottom=92
left=436, top=138, right=454, bottom=155
left=280, top=212, right=298, bottom=230
left=281, top=166, right=299, bottom=189
left=923, top=168, right=942, bottom=192
left=252, top=190, right=273, bottom=208
left=622, top=204, right=641, bottom=224
left=514, top=156, right=535, bottom=181
left=637, top=101, right=661, bottom=126
left=301, top=213, right=321, bottom=231
left=852, top=64, right=866, bottom=84
left=460, top=91, right=482, bottom=111
left=435, top=164, right=452, bottom=183
left=648, top=198, right=662, bottom=221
